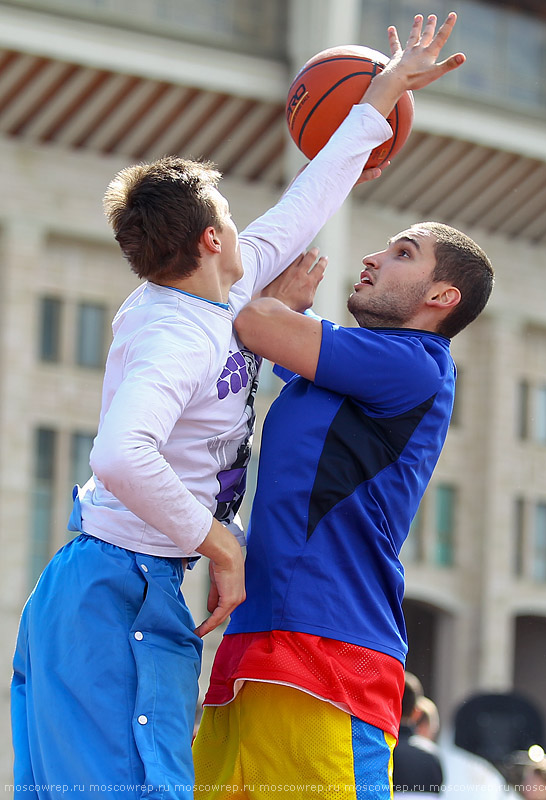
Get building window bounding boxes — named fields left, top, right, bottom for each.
left=257, top=358, right=284, bottom=397
left=402, top=504, right=424, bottom=564
left=533, top=504, right=546, bottom=582
left=71, top=432, right=95, bottom=486
left=39, top=297, right=62, bottom=363
left=514, top=497, right=525, bottom=577
left=239, top=451, right=259, bottom=530
left=39, top=0, right=288, bottom=59
left=451, top=369, right=462, bottom=427
left=77, top=302, right=107, bottom=368
left=30, top=427, right=57, bottom=588
left=535, top=386, right=546, bottom=445
left=360, top=0, right=546, bottom=115
left=517, top=380, right=530, bottom=440
left=434, top=484, right=456, bottom=567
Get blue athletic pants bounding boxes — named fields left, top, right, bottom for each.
left=11, top=534, right=202, bottom=799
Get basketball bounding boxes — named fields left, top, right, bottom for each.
left=286, top=45, right=414, bottom=169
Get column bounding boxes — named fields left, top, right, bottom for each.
left=286, top=0, right=362, bottom=322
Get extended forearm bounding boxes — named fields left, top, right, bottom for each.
left=235, top=298, right=322, bottom=381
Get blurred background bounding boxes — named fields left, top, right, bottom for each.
left=0, top=0, right=545, bottom=794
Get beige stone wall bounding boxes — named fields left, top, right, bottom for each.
left=2, top=125, right=546, bottom=791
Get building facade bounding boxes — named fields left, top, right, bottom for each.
left=1, top=0, right=546, bottom=789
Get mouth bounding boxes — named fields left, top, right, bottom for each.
left=356, top=272, right=373, bottom=289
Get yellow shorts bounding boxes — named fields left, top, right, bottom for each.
left=193, top=682, right=396, bottom=799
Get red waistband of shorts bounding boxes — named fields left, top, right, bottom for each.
left=203, top=630, right=404, bottom=739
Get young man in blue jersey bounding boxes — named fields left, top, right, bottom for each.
left=194, top=228, right=493, bottom=800
left=193, top=47, right=494, bottom=800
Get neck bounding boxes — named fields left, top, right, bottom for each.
left=157, top=270, right=229, bottom=305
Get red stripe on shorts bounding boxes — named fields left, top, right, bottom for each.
left=203, top=630, right=404, bottom=739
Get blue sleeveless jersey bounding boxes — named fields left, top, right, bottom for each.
left=227, top=320, right=455, bottom=663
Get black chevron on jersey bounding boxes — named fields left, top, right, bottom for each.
left=306, top=394, right=436, bottom=540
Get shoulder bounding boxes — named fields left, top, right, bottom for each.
left=408, top=734, right=444, bottom=760
left=322, top=322, right=451, bottom=356
left=114, top=313, right=218, bottom=394
left=127, top=315, right=213, bottom=357
left=317, top=323, right=453, bottom=410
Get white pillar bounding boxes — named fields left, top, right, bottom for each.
left=286, top=0, right=362, bottom=323
left=0, top=220, right=45, bottom=599
left=288, top=0, right=362, bottom=66
left=0, top=219, right=47, bottom=783
left=475, top=314, right=522, bottom=691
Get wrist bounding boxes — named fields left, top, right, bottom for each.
left=361, top=70, right=407, bottom=118
left=196, top=518, right=240, bottom=566
left=261, top=290, right=301, bottom=312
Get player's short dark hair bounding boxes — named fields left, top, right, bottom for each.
left=417, top=222, right=494, bottom=339
left=103, top=156, right=222, bottom=281
left=401, top=671, right=424, bottom=720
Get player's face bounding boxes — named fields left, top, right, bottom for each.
left=348, top=226, right=438, bottom=328
left=211, top=188, right=244, bottom=283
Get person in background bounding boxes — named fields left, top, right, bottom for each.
left=393, top=673, right=444, bottom=795
left=520, top=760, right=546, bottom=800
left=415, top=696, right=442, bottom=745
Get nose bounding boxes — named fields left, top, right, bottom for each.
left=361, top=250, right=382, bottom=273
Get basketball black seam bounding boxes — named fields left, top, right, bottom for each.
left=379, top=102, right=400, bottom=164
left=291, top=55, right=385, bottom=84
left=297, top=70, right=386, bottom=152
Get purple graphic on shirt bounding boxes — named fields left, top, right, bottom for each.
left=214, top=348, right=261, bottom=525
left=214, top=438, right=250, bottom=525
left=217, top=350, right=249, bottom=399
left=216, top=468, right=247, bottom=503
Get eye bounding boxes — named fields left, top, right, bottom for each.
left=397, top=247, right=411, bottom=258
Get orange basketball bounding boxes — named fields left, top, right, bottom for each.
left=286, top=45, right=414, bottom=169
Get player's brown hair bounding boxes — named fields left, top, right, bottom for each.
left=401, top=671, right=424, bottom=721
left=103, top=156, right=222, bottom=281
left=417, top=222, right=494, bottom=339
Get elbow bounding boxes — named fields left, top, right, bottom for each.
left=90, top=448, right=115, bottom=490
left=90, top=426, right=161, bottom=495
left=234, top=298, right=280, bottom=350
left=90, top=438, right=133, bottom=493
left=233, top=304, right=256, bottom=347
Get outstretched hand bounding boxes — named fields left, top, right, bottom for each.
left=363, top=12, right=465, bottom=117
left=385, top=12, right=465, bottom=90
left=260, top=248, right=328, bottom=312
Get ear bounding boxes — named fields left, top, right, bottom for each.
left=426, top=283, right=461, bottom=311
left=200, top=225, right=222, bottom=255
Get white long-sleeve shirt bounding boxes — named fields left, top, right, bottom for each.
left=77, top=103, right=391, bottom=557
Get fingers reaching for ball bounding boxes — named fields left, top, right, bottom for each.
left=363, top=11, right=464, bottom=118
left=386, top=12, right=465, bottom=89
